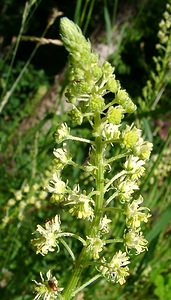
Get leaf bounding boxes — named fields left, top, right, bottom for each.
left=147, top=204, right=171, bottom=242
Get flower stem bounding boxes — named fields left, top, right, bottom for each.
left=104, top=170, right=127, bottom=193
left=62, top=248, right=87, bottom=299
left=59, top=233, right=86, bottom=246
left=69, top=135, right=94, bottom=144
left=62, top=113, right=105, bottom=299
left=71, top=274, right=101, bottom=297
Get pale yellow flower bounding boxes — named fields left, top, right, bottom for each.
left=32, top=215, right=61, bottom=256
left=100, top=251, right=130, bottom=285
left=33, top=270, right=63, bottom=300
left=125, top=230, right=148, bottom=254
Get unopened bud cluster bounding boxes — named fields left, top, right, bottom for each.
left=139, top=1, right=171, bottom=111
left=32, top=17, right=153, bottom=298
left=150, top=148, right=171, bottom=185
left=2, top=178, right=49, bottom=227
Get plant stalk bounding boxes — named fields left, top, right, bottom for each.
left=62, top=112, right=105, bottom=299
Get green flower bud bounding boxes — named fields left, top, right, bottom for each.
left=115, top=89, right=129, bottom=104
left=107, top=106, right=124, bottom=125
left=106, top=77, right=119, bottom=93
left=70, top=105, right=83, bottom=125
left=124, top=100, right=136, bottom=113
left=65, top=91, right=77, bottom=104
left=115, top=89, right=136, bottom=113
left=88, top=95, right=105, bottom=112
left=92, top=65, right=103, bottom=81
left=123, top=126, right=141, bottom=149
left=102, top=61, right=114, bottom=80
left=70, top=67, right=85, bottom=81
left=137, top=141, right=153, bottom=160
left=60, top=18, right=90, bottom=54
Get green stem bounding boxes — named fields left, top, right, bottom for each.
left=105, top=238, right=123, bottom=244
left=106, top=152, right=129, bottom=164
left=69, top=135, right=94, bottom=144
left=71, top=274, right=101, bottom=297
left=90, top=113, right=105, bottom=234
left=59, top=233, right=86, bottom=246
left=105, top=191, right=118, bottom=207
left=104, top=170, right=127, bottom=193
left=60, top=238, right=75, bottom=261
left=62, top=248, right=87, bottom=299
left=62, top=112, right=105, bottom=299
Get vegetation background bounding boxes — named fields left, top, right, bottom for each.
left=0, top=0, right=171, bottom=299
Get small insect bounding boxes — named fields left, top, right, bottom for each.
left=72, top=79, right=82, bottom=84
left=48, top=280, right=58, bottom=291
left=45, top=218, right=51, bottom=224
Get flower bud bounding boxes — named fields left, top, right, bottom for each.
left=123, top=126, right=141, bottom=149
left=70, top=106, right=83, bottom=125
left=138, top=142, right=153, bottom=160
left=115, top=90, right=136, bottom=113
left=107, top=106, right=124, bottom=125
left=88, top=95, right=105, bottom=112
left=106, top=77, right=119, bottom=93
left=102, top=61, right=114, bottom=80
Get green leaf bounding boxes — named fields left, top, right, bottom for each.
left=147, top=204, right=171, bottom=242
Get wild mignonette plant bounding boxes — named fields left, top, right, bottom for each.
left=32, top=17, right=153, bottom=300
left=139, top=0, right=171, bottom=112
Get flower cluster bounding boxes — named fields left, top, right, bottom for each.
left=32, top=17, right=153, bottom=296
left=139, top=1, right=171, bottom=111
left=157, top=3, right=171, bottom=45
left=2, top=178, right=49, bottom=227
left=151, top=148, right=171, bottom=185
left=112, top=128, right=152, bottom=254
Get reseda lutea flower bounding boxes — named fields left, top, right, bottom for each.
left=33, top=270, right=63, bottom=300
left=32, top=17, right=153, bottom=297
left=125, top=230, right=148, bottom=254
left=86, top=236, right=105, bottom=260
left=100, top=251, right=130, bottom=285
left=125, top=196, right=151, bottom=229
left=32, top=215, right=62, bottom=255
